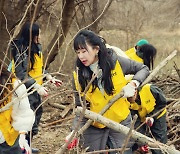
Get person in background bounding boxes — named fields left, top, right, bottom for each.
left=66, top=30, right=149, bottom=153
left=125, top=39, right=157, bottom=70
left=10, top=22, right=62, bottom=153
left=101, top=38, right=156, bottom=70
left=128, top=84, right=167, bottom=154
left=137, top=44, right=157, bottom=70
left=0, top=61, right=35, bottom=154
left=125, top=39, right=149, bottom=57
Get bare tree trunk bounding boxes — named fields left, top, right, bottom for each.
left=89, top=0, right=98, bottom=33
left=26, top=0, right=44, bottom=22
left=0, top=0, right=5, bottom=30
left=90, top=0, right=113, bottom=33
left=45, top=0, right=75, bottom=69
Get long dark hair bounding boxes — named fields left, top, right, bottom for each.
left=73, top=30, right=115, bottom=95
left=138, top=44, right=157, bottom=70
left=11, top=22, right=40, bottom=69
left=0, top=61, right=14, bottom=103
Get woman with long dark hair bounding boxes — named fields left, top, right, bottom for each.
left=67, top=30, right=150, bottom=153
left=11, top=22, right=62, bottom=152
left=137, top=44, right=157, bottom=70
left=125, top=40, right=157, bottom=70
left=0, top=61, right=34, bottom=154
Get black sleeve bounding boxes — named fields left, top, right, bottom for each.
left=13, top=52, right=36, bottom=88
left=147, top=85, right=167, bottom=119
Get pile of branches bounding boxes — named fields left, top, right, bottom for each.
left=151, top=73, right=180, bottom=99
left=167, top=100, right=180, bottom=150
left=151, top=72, right=180, bottom=150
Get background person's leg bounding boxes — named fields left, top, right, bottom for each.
left=150, top=114, right=167, bottom=154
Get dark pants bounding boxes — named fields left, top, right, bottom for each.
left=80, top=114, right=133, bottom=154
left=0, top=137, right=22, bottom=154
left=133, top=113, right=167, bottom=154
left=27, top=91, right=43, bottom=139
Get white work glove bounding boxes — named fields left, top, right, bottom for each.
left=145, top=117, right=154, bottom=127
left=46, top=74, right=62, bottom=87
left=122, top=82, right=136, bottom=98
left=19, top=133, right=31, bottom=154
left=34, top=83, right=48, bottom=96
left=65, top=131, right=78, bottom=150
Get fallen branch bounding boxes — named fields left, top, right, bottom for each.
left=75, top=107, right=180, bottom=154
left=60, top=104, right=73, bottom=118
left=48, top=102, right=66, bottom=110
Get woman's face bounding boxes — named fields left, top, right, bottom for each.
left=76, top=43, right=99, bottom=66
left=33, top=29, right=41, bottom=44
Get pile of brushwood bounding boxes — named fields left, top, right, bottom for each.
left=151, top=72, right=180, bottom=150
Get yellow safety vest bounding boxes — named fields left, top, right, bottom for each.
left=12, top=52, right=43, bottom=85
left=28, top=52, right=43, bottom=85
left=73, top=61, right=130, bottom=128
left=130, top=84, right=166, bottom=121
left=0, top=78, right=19, bottom=146
left=125, top=47, right=143, bottom=63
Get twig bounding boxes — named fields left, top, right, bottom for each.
left=121, top=114, right=138, bottom=154
left=86, top=148, right=129, bottom=154
left=48, top=103, right=66, bottom=110
left=173, top=61, right=180, bottom=79
left=41, top=116, right=74, bottom=127
left=60, top=104, right=73, bottom=118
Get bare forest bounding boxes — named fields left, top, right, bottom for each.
left=0, top=0, right=180, bottom=153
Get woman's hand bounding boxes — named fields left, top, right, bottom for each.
left=65, top=131, right=78, bottom=150
left=19, top=133, right=31, bottom=154
left=46, top=74, right=63, bottom=87
left=34, top=83, right=48, bottom=96
left=145, top=117, right=154, bottom=127
left=122, top=82, right=136, bottom=98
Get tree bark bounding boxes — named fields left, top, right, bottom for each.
left=45, top=0, right=75, bottom=69
left=0, top=0, right=5, bottom=30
